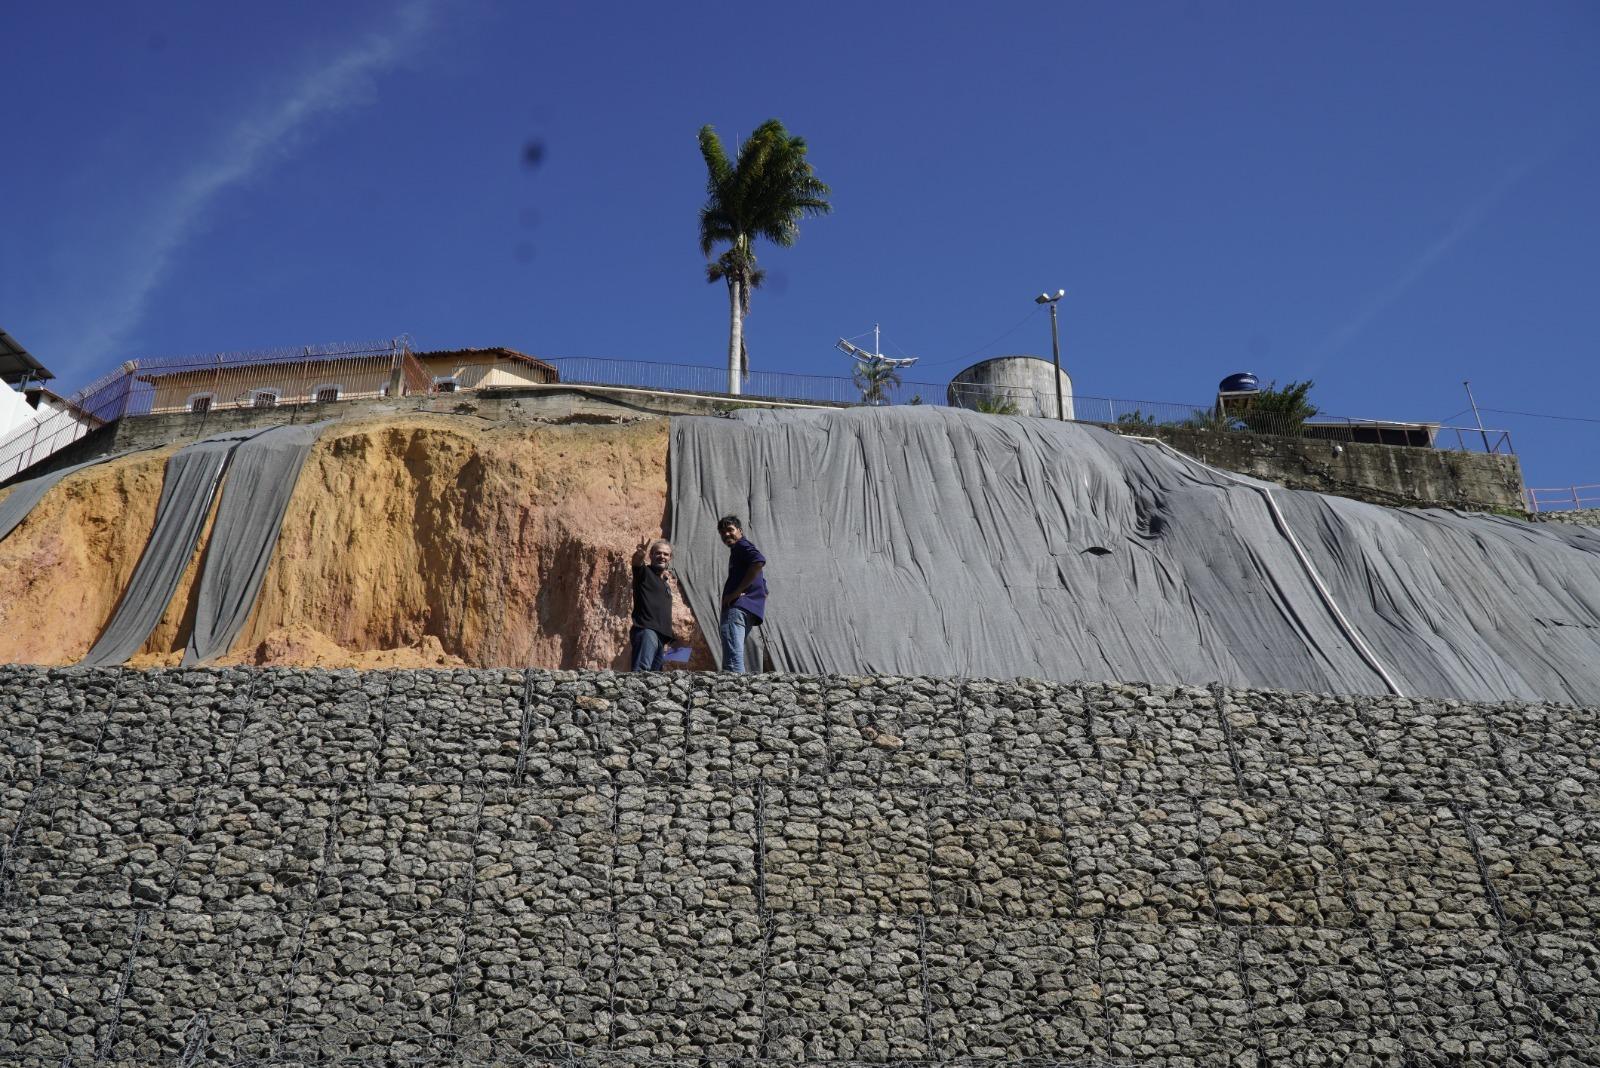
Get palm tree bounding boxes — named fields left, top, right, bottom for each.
left=1180, top=406, right=1241, bottom=432
left=1114, top=410, right=1161, bottom=429
left=973, top=396, right=1020, bottom=416
left=853, top=360, right=902, bottom=406
left=698, top=120, right=832, bottom=394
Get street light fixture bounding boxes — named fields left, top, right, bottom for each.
left=1034, top=288, right=1066, bottom=420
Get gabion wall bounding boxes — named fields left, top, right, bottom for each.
left=0, top=666, right=1595, bottom=1067
left=1538, top=508, right=1600, bottom=528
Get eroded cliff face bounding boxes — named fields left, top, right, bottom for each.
left=0, top=447, right=209, bottom=664
left=0, top=416, right=712, bottom=670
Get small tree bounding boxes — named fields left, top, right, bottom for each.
left=853, top=360, right=902, bottom=405
left=1180, top=407, right=1242, bottom=432
left=973, top=395, right=1020, bottom=416
left=1115, top=410, right=1161, bottom=429
left=1238, top=379, right=1317, bottom=436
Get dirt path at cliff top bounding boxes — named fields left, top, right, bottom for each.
left=0, top=416, right=709, bottom=670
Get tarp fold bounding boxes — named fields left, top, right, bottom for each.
left=183, top=422, right=324, bottom=665
left=669, top=407, right=1600, bottom=703
left=80, top=431, right=260, bottom=667
left=0, top=453, right=142, bottom=544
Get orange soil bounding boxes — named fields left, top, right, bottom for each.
left=0, top=416, right=711, bottom=671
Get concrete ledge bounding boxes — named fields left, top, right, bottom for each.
left=7, top=387, right=1529, bottom=517
left=1537, top=508, right=1600, bottom=527
left=1108, top=422, right=1527, bottom=513
left=2, top=384, right=839, bottom=484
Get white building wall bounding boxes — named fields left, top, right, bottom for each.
left=0, top=385, right=41, bottom=439
left=0, top=391, right=97, bottom=482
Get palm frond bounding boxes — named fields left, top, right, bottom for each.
left=741, top=266, right=766, bottom=315
left=698, top=118, right=833, bottom=381
left=698, top=126, right=732, bottom=189
left=852, top=359, right=904, bottom=405
left=706, top=249, right=765, bottom=302
left=974, top=396, right=1020, bottom=416
left=699, top=207, right=736, bottom=258
left=1238, top=380, right=1318, bottom=435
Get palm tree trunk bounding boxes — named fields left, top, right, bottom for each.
left=726, top=277, right=743, bottom=396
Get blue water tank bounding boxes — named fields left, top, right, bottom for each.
left=1218, top=372, right=1259, bottom=394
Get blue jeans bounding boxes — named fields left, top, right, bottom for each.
left=719, top=607, right=755, bottom=673
left=630, top=626, right=666, bottom=672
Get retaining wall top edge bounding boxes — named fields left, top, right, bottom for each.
left=3, top=663, right=1595, bottom=715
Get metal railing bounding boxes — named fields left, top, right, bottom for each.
left=541, top=356, right=1512, bottom=455
left=1527, top=483, right=1600, bottom=512
left=1076, top=396, right=1514, bottom=454
left=0, top=339, right=424, bottom=482
left=2, top=347, right=1517, bottom=484
left=542, top=355, right=947, bottom=407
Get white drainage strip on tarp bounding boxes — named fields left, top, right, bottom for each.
left=668, top=406, right=1600, bottom=703
left=1126, top=435, right=1405, bottom=698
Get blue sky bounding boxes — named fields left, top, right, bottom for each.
left=3, top=1, right=1597, bottom=490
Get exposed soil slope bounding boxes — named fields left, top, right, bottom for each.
left=0, top=447, right=204, bottom=664
left=0, top=417, right=710, bottom=670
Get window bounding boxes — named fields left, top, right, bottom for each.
left=433, top=377, right=458, bottom=394
left=253, top=390, right=279, bottom=409
left=188, top=394, right=214, bottom=413
left=313, top=386, right=340, bottom=404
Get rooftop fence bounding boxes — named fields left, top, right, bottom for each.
left=3, top=346, right=1517, bottom=489
left=0, top=340, right=421, bottom=481
left=540, top=355, right=1515, bottom=455
left=1526, top=483, right=1600, bottom=513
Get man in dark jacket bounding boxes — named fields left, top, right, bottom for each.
left=717, top=515, right=767, bottom=672
left=630, top=538, right=678, bottom=671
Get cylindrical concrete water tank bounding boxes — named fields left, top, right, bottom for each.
left=948, top=355, right=1074, bottom=420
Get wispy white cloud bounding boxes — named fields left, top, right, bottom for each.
left=67, top=1, right=434, bottom=367
left=1305, top=152, right=1546, bottom=373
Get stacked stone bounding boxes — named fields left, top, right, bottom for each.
left=1536, top=508, right=1600, bottom=528
left=0, top=666, right=1595, bottom=1066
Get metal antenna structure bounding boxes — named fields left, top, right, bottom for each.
left=836, top=324, right=919, bottom=370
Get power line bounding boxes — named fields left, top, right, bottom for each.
left=921, top=307, right=1045, bottom=369
left=1481, top=407, right=1600, bottom=425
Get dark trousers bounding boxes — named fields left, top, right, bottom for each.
left=630, top=626, right=667, bottom=671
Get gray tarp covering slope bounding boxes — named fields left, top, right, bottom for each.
left=0, top=453, right=138, bottom=544
left=183, top=422, right=325, bottom=665
left=669, top=406, right=1600, bottom=703
left=81, top=430, right=261, bottom=667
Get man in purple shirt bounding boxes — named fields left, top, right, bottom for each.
left=717, top=515, right=767, bottom=672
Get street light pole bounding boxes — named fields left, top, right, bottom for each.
left=1034, top=289, right=1066, bottom=420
